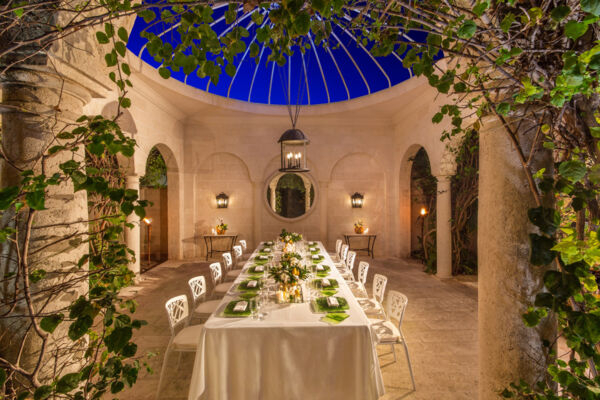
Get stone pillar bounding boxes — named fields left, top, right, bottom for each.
left=269, top=181, right=277, bottom=211
left=0, top=65, right=90, bottom=381
left=304, top=181, right=312, bottom=213
left=126, top=175, right=141, bottom=277
left=435, top=175, right=452, bottom=279
left=478, top=116, right=554, bottom=399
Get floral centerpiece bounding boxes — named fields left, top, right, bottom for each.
left=354, top=220, right=366, bottom=234
left=269, top=250, right=309, bottom=303
left=216, top=218, right=228, bottom=235
left=279, top=228, right=303, bottom=243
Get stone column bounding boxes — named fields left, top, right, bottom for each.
left=304, top=181, right=312, bottom=213
left=269, top=181, right=277, bottom=211
left=126, top=175, right=141, bottom=277
left=0, top=64, right=90, bottom=381
left=253, top=181, right=263, bottom=248
left=435, top=175, right=452, bottom=279
left=478, top=116, right=554, bottom=399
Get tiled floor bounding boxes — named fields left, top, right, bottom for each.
left=117, top=257, right=478, bottom=400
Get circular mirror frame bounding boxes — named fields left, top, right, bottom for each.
left=263, top=171, right=318, bottom=222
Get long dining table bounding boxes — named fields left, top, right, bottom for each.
left=188, top=241, right=385, bottom=400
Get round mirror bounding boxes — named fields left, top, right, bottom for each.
left=266, top=173, right=315, bottom=219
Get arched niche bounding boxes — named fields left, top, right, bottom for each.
left=263, top=171, right=317, bottom=221
left=328, top=152, right=385, bottom=252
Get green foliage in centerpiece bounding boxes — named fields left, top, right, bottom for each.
left=269, top=260, right=309, bottom=285
left=281, top=251, right=302, bottom=263
left=279, top=228, right=303, bottom=243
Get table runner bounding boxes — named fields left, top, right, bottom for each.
left=188, top=241, right=385, bottom=400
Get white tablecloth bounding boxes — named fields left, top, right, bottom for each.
left=188, top=241, right=385, bottom=400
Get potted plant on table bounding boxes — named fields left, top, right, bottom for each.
left=216, top=218, right=228, bottom=235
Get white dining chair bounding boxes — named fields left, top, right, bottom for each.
left=330, top=239, right=343, bottom=261
left=340, top=250, right=356, bottom=281
left=239, top=239, right=249, bottom=261
left=334, top=244, right=349, bottom=270
left=369, top=291, right=416, bottom=391
left=157, top=295, right=204, bottom=398
left=209, top=262, right=234, bottom=298
left=188, top=276, right=221, bottom=320
left=348, top=261, right=369, bottom=297
left=226, top=248, right=243, bottom=280
left=358, top=273, right=387, bottom=318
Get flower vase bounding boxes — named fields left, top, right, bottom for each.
left=354, top=226, right=365, bottom=234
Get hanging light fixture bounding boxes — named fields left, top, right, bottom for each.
left=351, top=192, right=364, bottom=208
left=216, top=192, right=229, bottom=208
left=279, top=128, right=309, bottom=172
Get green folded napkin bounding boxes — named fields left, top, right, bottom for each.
left=321, top=312, right=350, bottom=325
left=222, top=300, right=255, bottom=317
left=239, top=292, right=258, bottom=300
left=247, top=265, right=266, bottom=275
left=312, top=296, right=349, bottom=313
left=312, top=278, right=339, bottom=289
left=311, top=255, right=324, bottom=264
left=254, top=256, right=269, bottom=265
left=237, top=278, right=262, bottom=292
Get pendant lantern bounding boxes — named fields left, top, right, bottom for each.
left=278, top=128, right=309, bottom=172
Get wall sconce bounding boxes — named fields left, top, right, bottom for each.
left=216, top=192, right=229, bottom=208
left=351, top=192, right=364, bottom=208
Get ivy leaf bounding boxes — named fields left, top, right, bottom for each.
left=528, top=207, right=559, bottom=236
left=33, top=386, right=52, bottom=400
left=26, top=191, right=45, bottom=210
left=40, top=313, right=64, bottom=334
left=158, top=67, right=171, bottom=79
left=96, top=31, right=109, bottom=44
left=105, top=326, right=133, bottom=352
left=551, top=5, right=571, bottom=21
left=115, top=41, right=126, bottom=57
left=68, top=315, right=93, bottom=340
left=0, top=186, right=19, bottom=209
left=558, top=160, right=586, bottom=183
left=0, top=368, right=6, bottom=388
left=294, top=11, right=311, bottom=35
left=530, top=234, right=556, bottom=266
left=432, top=112, right=443, bottom=123
left=225, top=63, right=236, bottom=77
left=457, top=20, right=477, bottom=39
left=117, top=27, right=128, bottom=43
left=581, top=0, right=600, bottom=16
left=496, top=102, right=511, bottom=116
left=473, top=1, right=489, bottom=17
left=500, top=13, right=516, bottom=32
left=56, top=372, right=81, bottom=394
left=565, top=20, right=588, bottom=40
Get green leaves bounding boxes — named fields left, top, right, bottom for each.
left=56, top=372, right=81, bottom=394
left=96, top=31, right=109, bottom=44
left=457, top=20, right=477, bottom=39
left=158, top=67, right=171, bottom=79
left=565, top=20, right=588, bottom=40
left=40, top=314, right=64, bottom=334
left=529, top=234, right=556, bottom=265
left=551, top=6, right=571, bottom=21
left=105, top=327, right=133, bottom=353
left=558, top=160, right=586, bottom=183
left=528, top=207, right=559, bottom=236
left=581, top=0, right=600, bottom=16
left=0, top=186, right=19, bottom=209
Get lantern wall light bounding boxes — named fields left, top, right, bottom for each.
left=216, top=192, right=229, bottom=208
left=351, top=192, right=364, bottom=208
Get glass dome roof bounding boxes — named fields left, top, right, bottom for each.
left=127, top=4, right=433, bottom=105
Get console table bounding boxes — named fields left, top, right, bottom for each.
left=343, top=234, right=377, bottom=258
left=202, top=234, right=238, bottom=260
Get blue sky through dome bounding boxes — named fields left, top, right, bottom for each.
left=127, top=3, right=434, bottom=105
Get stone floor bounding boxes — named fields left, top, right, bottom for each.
left=117, top=256, right=478, bottom=400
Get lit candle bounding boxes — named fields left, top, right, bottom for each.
left=287, top=152, right=292, bottom=168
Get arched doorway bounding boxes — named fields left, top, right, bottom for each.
left=409, top=147, right=437, bottom=271
left=140, top=147, right=169, bottom=272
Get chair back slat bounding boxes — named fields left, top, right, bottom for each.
left=340, top=244, right=349, bottom=263
left=209, top=262, right=222, bottom=286
left=387, top=290, right=408, bottom=327
left=239, top=240, right=247, bottom=251
left=233, top=245, right=242, bottom=258
left=373, top=274, right=388, bottom=304
left=335, top=239, right=342, bottom=255
left=222, top=252, right=233, bottom=271
left=346, top=251, right=356, bottom=271
left=357, top=261, right=369, bottom=285
left=188, top=276, right=207, bottom=304
left=165, top=295, right=189, bottom=334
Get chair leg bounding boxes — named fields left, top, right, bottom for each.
left=156, top=347, right=171, bottom=399
left=390, top=344, right=397, bottom=362
left=402, top=341, right=416, bottom=391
